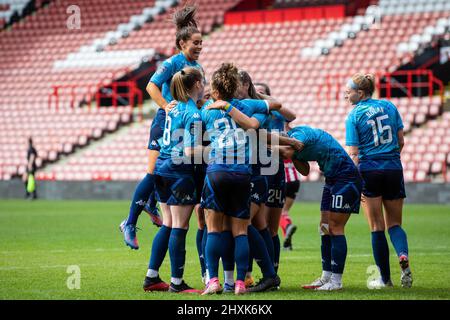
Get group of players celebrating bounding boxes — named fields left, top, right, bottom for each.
left=119, top=6, right=413, bottom=295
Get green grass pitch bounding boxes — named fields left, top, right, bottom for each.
left=0, top=200, right=449, bottom=300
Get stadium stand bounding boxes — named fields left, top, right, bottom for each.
left=0, top=0, right=31, bottom=29
left=0, top=0, right=242, bottom=181
left=1, top=0, right=449, bottom=182
left=0, top=0, right=163, bottom=180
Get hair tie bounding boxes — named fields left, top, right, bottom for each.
left=347, top=79, right=359, bottom=90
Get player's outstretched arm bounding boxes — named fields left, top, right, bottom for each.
left=267, top=132, right=304, bottom=152
left=277, top=106, right=296, bottom=122
left=207, top=101, right=261, bottom=130
left=258, top=93, right=282, bottom=111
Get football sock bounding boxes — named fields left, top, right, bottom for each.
left=247, top=251, right=254, bottom=274
left=147, top=189, right=158, bottom=211
left=146, top=269, right=158, bottom=278
left=168, top=228, right=188, bottom=279
left=371, top=231, right=391, bottom=283
left=221, top=230, right=235, bottom=274
left=259, top=228, right=275, bottom=265
left=331, top=272, right=343, bottom=285
left=224, top=271, right=235, bottom=286
left=205, top=232, right=221, bottom=279
left=247, top=225, right=276, bottom=278
left=321, top=235, right=332, bottom=272
left=388, top=225, right=409, bottom=258
left=149, top=225, right=171, bottom=271
left=126, top=173, right=155, bottom=225
left=331, top=235, right=347, bottom=275
left=234, top=235, right=249, bottom=282
left=272, top=235, right=280, bottom=273
left=196, top=228, right=206, bottom=277
left=322, top=270, right=332, bottom=280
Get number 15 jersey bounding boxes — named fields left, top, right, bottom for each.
left=346, top=98, right=404, bottom=161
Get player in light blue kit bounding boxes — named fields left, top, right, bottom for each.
left=234, top=72, right=296, bottom=288
left=120, top=6, right=204, bottom=250
left=200, top=63, right=292, bottom=295
left=345, top=73, right=412, bottom=288
left=143, top=67, right=204, bottom=293
left=272, top=126, right=363, bottom=291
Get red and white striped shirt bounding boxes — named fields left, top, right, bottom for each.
left=284, top=159, right=300, bottom=182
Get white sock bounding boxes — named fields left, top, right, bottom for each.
left=331, top=273, right=343, bottom=285
left=321, top=270, right=332, bottom=280
left=224, top=270, right=235, bottom=286
left=146, top=269, right=158, bottom=278
left=171, top=277, right=182, bottom=285
left=205, top=270, right=210, bottom=284
left=246, top=271, right=252, bottom=278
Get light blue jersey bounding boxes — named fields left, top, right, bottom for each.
left=268, top=111, right=288, bottom=132
left=149, top=52, right=203, bottom=103
left=202, top=98, right=269, bottom=174
left=155, top=98, right=202, bottom=178
left=346, top=98, right=404, bottom=161
left=288, top=126, right=356, bottom=179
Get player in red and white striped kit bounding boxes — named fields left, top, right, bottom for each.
left=280, top=159, right=301, bottom=250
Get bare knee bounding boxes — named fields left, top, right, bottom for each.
left=231, top=218, right=249, bottom=237
left=328, top=213, right=350, bottom=236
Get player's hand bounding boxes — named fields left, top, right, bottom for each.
left=206, top=100, right=228, bottom=110
left=164, top=100, right=177, bottom=113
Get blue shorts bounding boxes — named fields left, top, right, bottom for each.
left=265, top=160, right=286, bottom=208
left=155, top=175, right=197, bottom=205
left=250, top=175, right=268, bottom=205
left=360, top=170, right=406, bottom=200
left=321, top=173, right=362, bottom=214
left=147, top=108, right=166, bottom=151
left=201, top=171, right=251, bottom=219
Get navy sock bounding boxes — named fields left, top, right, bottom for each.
left=196, top=228, right=206, bottom=277
left=371, top=231, right=391, bottom=283
left=321, top=235, right=332, bottom=272
left=149, top=225, right=171, bottom=270
left=248, top=251, right=253, bottom=273
left=259, top=228, right=275, bottom=265
left=272, top=235, right=280, bottom=273
left=202, top=227, right=208, bottom=275
left=205, top=232, right=221, bottom=279
left=388, top=225, right=409, bottom=257
left=147, top=190, right=158, bottom=211
left=126, top=173, right=155, bottom=225
left=168, top=228, right=188, bottom=279
left=331, top=235, right=347, bottom=274
left=221, top=231, right=235, bottom=271
left=234, top=235, right=249, bottom=282
left=247, top=225, right=276, bottom=278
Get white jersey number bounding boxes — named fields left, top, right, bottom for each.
left=367, top=115, right=393, bottom=147
left=162, top=116, right=172, bottom=146
left=214, top=118, right=246, bottom=148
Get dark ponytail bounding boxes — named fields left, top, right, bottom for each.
left=173, top=6, right=201, bottom=50
left=238, top=70, right=263, bottom=100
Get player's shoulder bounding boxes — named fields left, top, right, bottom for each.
left=289, top=125, right=313, bottom=137
left=201, top=100, right=222, bottom=123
